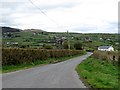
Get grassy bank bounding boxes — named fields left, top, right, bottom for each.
left=2, top=53, right=86, bottom=73
left=76, top=57, right=119, bottom=89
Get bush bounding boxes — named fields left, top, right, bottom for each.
left=92, top=50, right=119, bottom=62
left=43, top=44, right=53, bottom=49
left=2, top=48, right=84, bottom=65
left=63, top=41, right=74, bottom=49
left=86, top=48, right=94, bottom=52
left=63, top=41, right=69, bottom=49
left=74, top=42, right=83, bottom=50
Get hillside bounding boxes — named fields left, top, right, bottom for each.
left=1, top=27, right=21, bottom=33
left=23, top=29, right=46, bottom=33
left=2, top=26, right=119, bottom=51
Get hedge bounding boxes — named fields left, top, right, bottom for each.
left=92, top=50, right=119, bottom=62
left=2, top=48, right=85, bottom=65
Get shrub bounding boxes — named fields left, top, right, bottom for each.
left=63, top=41, right=69, bottom=49
left=43, top=44, right=53, bottom=49
left=74, top=42, right=83, bottom=50
left=2, top=48, right=84, bottom=65
left=92, top=50, right=119, bottom=62
left=86, top=48, right=94, bottom=52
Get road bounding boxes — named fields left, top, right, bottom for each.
left=2, top=52, right=92, bottom=88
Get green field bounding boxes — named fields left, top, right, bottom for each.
left=76, top=57, right=119, bottom=89
left=2, top=30, right=119, bottom=50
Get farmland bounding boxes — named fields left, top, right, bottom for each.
left=2, top=27, right=119, bottom=51
left=1, top=27, right=119, bottom=88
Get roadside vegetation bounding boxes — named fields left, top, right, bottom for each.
left=92, top=50, right=119, bottom=62
left=76, top=51, right=119, bottom=89
left=2, top=48, right=86, bottom=73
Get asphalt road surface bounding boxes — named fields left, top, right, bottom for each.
left=2, top=52, right=92, bottom=88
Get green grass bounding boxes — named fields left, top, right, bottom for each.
left=2, top=53, right=86, bottom=73
left=76, top=57, right=119, bottom=89
left=3, top=31, right=119, bottom=50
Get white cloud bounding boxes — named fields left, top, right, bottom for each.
left=0, top=0, right=119, bottom=33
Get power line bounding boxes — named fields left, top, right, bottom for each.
left=28, top=0, right=71, bottom=32
left=28, top=0, right=60, bottom=27
left=28, top=0, right=71, bottom=50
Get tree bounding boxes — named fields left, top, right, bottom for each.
left=63, top=41, right=74, bottom=49
left=74, top=42, right=83, bottom=50
left=63, top=41, right=68, bottom=49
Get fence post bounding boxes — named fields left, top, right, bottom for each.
left=113, top=55, right=115, bottom=60
left=113, top=55, right=115, bottom=64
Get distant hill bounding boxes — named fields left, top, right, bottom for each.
left=1, top=27, right=21, bottom=33
left=1, top=27, right=46, bottom=33
left=23, top=29, right=46, bottom=33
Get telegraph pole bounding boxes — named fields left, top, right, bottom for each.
left=67, top=30, right=70, bottom=50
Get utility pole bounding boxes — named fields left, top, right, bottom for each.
left=67, top=30, right=70, bottom=50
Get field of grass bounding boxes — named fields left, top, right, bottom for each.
left=2, top=31, right=119, bottom=50
left=76, top=57, right=119, bottom=89
left=2, top=53, right=86, bottom=73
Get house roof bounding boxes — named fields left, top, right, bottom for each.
left=98, top=46, right=112, bottom=49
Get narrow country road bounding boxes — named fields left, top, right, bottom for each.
left=2, top=52, right=92, bottom=88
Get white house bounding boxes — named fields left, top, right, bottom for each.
left=98, top=46, right=114, bottom=51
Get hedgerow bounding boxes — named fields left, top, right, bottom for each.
left=2, top=48, right=85, bottom=65
left=92, top=50, right=119, bottom=62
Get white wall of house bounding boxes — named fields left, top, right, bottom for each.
left=98, top=46, right=114, bottom=51
left=108, top=46, right=114, bottom=51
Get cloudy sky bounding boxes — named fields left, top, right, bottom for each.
left=0, top=0, right=119, bottom=33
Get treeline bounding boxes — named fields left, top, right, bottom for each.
left=2, top=48, right=85, bottom=65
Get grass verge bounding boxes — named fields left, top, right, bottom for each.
left=76, top=57, right=119, bottom=89
left=2, top=52, right=86, bottom=73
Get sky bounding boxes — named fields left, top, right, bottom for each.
left=0, top=0, right=119, bottom=33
